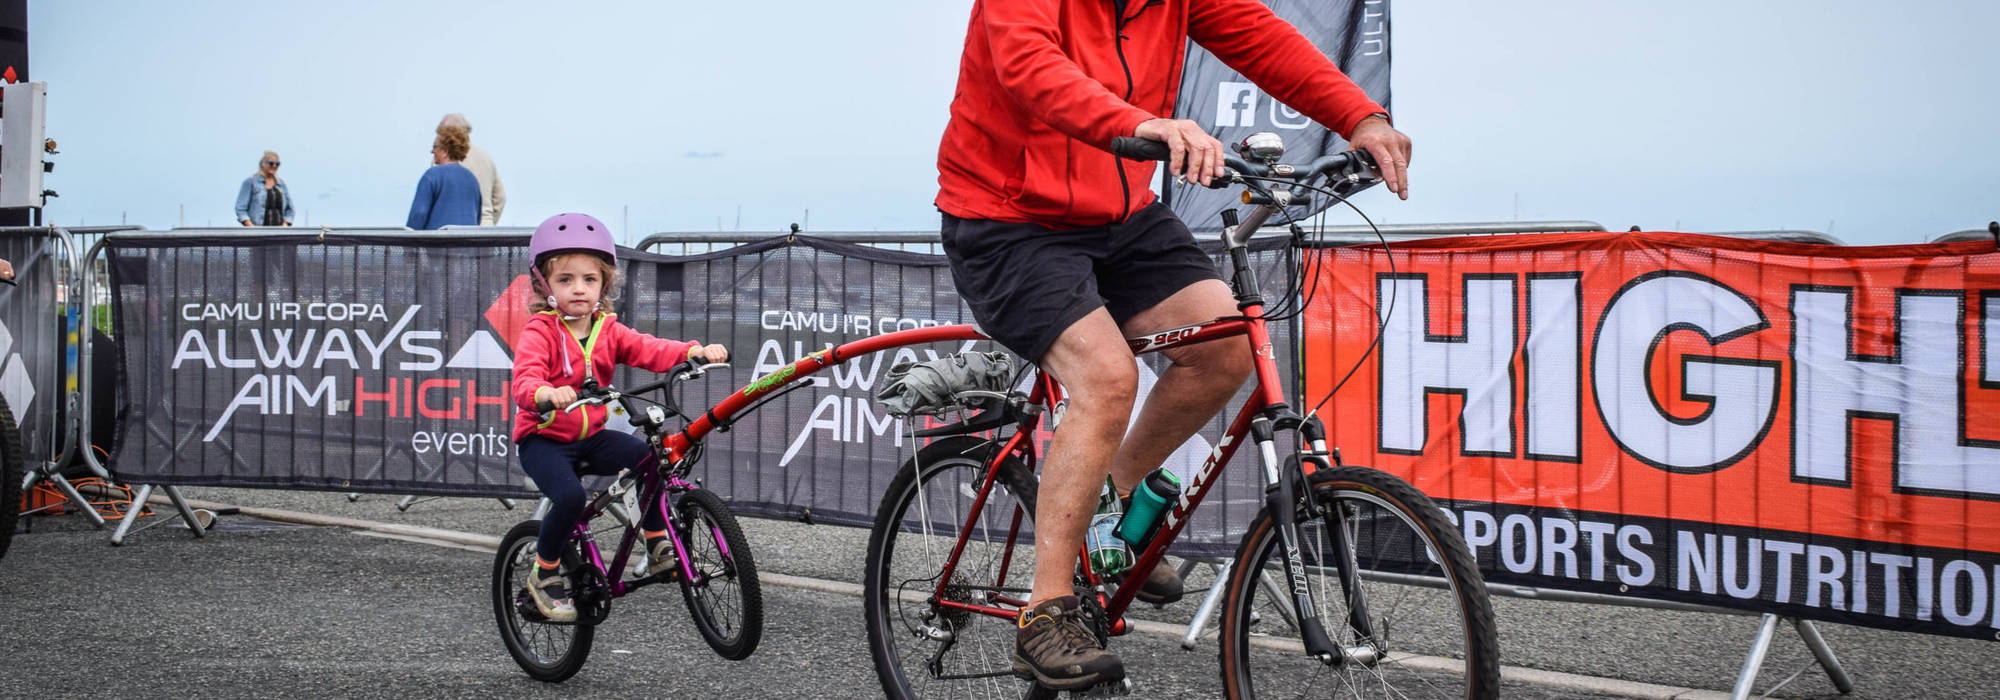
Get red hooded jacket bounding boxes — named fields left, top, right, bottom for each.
left=510, top=311, right=696, bottom=443
left=936, top=0, right=1387, bottom=229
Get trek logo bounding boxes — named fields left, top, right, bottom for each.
left=1163, top=434, right=1235, bottom=530
left=1213, top=82, right=1312, bottom=130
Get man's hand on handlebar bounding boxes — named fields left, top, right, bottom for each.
left=1134, top=118, right=1227, bottom=188
left=1347, top=115, right=1411, bottom=200
left=687, top=342, right=730, bottom=364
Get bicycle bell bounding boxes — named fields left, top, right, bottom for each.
left=1236, top=132, right=1285, bottom=164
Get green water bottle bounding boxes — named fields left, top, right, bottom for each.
left=1118, top=467, right=1182, bottom=547
left=1084, top=477, right=1132, bottom=575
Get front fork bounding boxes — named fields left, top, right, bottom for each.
left=1255, top=411, right=1377, bottom=665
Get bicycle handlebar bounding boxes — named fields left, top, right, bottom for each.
left=1108, top=135, right=1380, bottom=189
left=533, top=361, right=734, bottom=414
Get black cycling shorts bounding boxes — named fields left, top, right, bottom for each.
left=940, top=201, right=1220, bottom=365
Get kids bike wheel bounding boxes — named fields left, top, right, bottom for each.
left=492, top=519, right=595, bottom=682
left=864, top=436, right=1042, bottom=700
left=674, top=487, right=763, bottom=660
left=1217, top=467, right=1498, bottom=699
left=0, top=396, right=21, bottom=561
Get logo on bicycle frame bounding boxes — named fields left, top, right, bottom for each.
left=1133, top=323, right=1202, bottom=353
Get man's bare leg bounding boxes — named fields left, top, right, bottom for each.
left=1110, top=279, right=1254, bottom=491
left=1028, top=308, right=1139, bottom=606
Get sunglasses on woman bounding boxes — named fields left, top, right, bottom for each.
left=264, top=160, right=281, bottom=167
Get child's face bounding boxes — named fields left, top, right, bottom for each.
left=545, top=254, right=607, bottom=316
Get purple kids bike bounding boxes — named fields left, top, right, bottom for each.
left=491, top=361, right=762, bottom=681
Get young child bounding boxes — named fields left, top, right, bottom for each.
left=510, top=212, right=727, bottom=623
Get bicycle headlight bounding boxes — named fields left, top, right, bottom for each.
left=646, top=405, right=667, bottom=426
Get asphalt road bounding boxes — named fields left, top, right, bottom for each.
left=2, top=488, right=1994, bottom=698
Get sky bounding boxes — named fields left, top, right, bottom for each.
left=27, top=0, right=2000, bottom=245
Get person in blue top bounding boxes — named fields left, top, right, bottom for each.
left=406, top=125, right=481, bottom=230
left=234, top=150, right=294, bottom=226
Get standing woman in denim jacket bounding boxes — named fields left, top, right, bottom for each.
left=234, top=150, right=294, bottom=226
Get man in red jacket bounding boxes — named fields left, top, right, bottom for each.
left=934, top=0, right=1412, bottom=690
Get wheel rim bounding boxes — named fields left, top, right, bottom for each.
left=500, top=535, right=580, bottom=667
left=1232, top=487, right=1482, bottom=699
left=685, top=504, right=745, bottom=642
left=880, top=454, right=1037, bottom=699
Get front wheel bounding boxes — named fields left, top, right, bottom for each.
left=492, top=519, right=595, bottom=682
left=674, top=487, right=763, bottom=660
left=1218, top=467, right=1498, bottom=699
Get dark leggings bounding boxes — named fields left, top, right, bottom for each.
left=519, top=431, right=666, bottom=562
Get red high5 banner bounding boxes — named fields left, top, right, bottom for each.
left=1304, top=231, right=2000, bottom=640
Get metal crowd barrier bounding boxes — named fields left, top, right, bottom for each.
left=41, top=221, right=1977, bottom=698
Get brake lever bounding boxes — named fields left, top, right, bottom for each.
left=676, top=361, right=732, bottom=382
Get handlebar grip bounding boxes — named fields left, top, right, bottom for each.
left=535, top=398, right=556, bottom=413
left=1109, top=137, right=1172, bottom=162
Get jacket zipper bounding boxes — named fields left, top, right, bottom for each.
left=1111, top=0, right=1163, bottom=223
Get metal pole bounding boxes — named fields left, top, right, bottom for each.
left=1793, top=618, right=1856, bottom=693
left=109, top=483, right=153, bottom=545
left=1181, top=559, right=1233, bottom=649
left=162, top=485, right=208, bottom=539
left=1730, top=613, right=1783, bottom=700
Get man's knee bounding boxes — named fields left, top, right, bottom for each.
left=1061, top=358, right=1138, bottom=413
left=1175, top=339, right=1253, bottom=384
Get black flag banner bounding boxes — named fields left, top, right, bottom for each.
left=1167, top=0, right=1390, bottom=230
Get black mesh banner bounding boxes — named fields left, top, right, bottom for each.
left=104, top=232, right=1300, bottom=553
left=1167, top=0, right=1391, bottom=230
left=0, top=229, right=64, bottom=464
left=106, top=233, right=535, bottom=496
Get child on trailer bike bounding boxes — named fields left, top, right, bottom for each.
left=509, top=212, right=729, bottom=623
left=934, top=0, right=1412, bottom=690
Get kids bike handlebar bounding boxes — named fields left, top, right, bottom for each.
left=533, top=361, right=734, bottom=414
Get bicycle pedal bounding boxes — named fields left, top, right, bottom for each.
left=1068, top=678, right=1132, bottom=697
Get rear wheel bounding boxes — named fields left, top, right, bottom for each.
left=492, top=519, right=595, bottom=682
left=865, top=435, right=1042, bottom=700
left=1218, top=467, right=1498, bottom=699
left=674, top=487, right=763, bottom=660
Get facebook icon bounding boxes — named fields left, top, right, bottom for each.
left=1215, top=82, right=1256, bottom=128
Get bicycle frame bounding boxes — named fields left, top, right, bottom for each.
left=667, top=229, right=1340, bottom=653
left=643, top=164, right=1359, bottom=656
left=567, top=450, right=727, bottom=599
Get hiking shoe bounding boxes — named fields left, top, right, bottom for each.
left=645, top=537, right=679, bottom=577
left=1012, top=596, right=1124, bottom=690
left=525, top=567, right=576, bottom=623
left=1131, top=559, right=1184, bottom=606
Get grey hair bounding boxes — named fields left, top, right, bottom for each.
left=439, top=113, right=472, bottom=133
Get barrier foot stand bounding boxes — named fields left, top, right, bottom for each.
left=396, top=494, right=442, bottom=512
left=110, top=485, right=216, bottom=546
left=28, top=468, right=107, bottom=528
left=1180, top=560, right=1232, bottom=649
left=1728, top=613, right=1783, bottom=700
left=1793, top=618, right=1855, bottom=693
left=390, top=495, right=517, bottom=512
left=531, top=497, right=552, bottom=521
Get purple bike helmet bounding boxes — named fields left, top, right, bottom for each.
left=529, top=212, right=616, bottom=268
left=527, top=213, right=617, bottom=304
